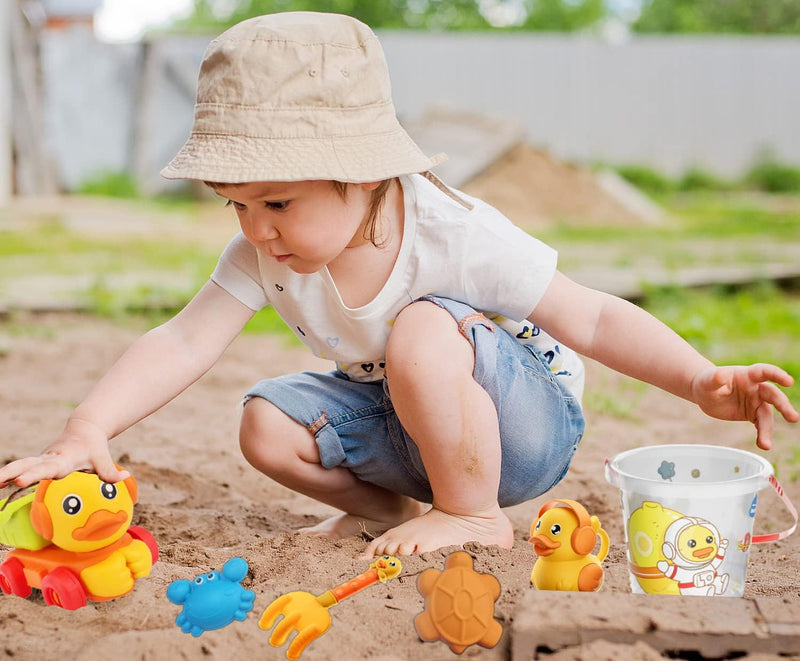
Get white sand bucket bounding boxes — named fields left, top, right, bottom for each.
left=605, top=444, right=797, bottom=597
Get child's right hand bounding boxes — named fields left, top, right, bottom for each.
left=0, top=418, right=128, bottom=488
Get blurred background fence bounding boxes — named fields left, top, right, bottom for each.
left=4, top=1, right=800, bottom=199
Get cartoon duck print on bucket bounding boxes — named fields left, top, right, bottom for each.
left=626, top=501, right=730, bottom=596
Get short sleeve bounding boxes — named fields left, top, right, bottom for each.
left=210, top=233, right=269, bottom=311
left=461, top=206, right=557, bottom=321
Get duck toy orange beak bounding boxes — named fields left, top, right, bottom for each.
left=529, top=534, right=561, bottom=557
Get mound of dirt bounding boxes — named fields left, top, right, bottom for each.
left=462, top=144, right=651, bottom=228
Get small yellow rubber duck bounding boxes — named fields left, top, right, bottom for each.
left=529, top=498, right=609, bottom=591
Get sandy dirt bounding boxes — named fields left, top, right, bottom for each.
left=0, top=312, right=798, bottom=661
left=463, top=145, right=648, bottom=228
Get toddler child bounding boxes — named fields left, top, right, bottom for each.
left=1, top=12, right=797, bottom=558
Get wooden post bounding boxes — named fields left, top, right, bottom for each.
left=10, top=0, right=58, bottom=195
left=0, top=0, right=12, bottom=204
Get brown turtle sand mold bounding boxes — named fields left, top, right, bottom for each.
left=414, top=550, right=503, bottom=654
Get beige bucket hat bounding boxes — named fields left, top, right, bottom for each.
left=161, top=11, right=445, bottom=184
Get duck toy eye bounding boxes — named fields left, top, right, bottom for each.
left=550, top=524, right=561, bottom=535
left=100, top=482, right=117, bottom=500
left=62, top=494, right=82, bottom=515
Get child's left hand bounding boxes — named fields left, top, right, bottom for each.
left=690, top=364, right=798, bottom=450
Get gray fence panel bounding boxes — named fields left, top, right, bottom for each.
left=380, top=32, right=800, bottom=177
left=133, top=35, right=213, bottom=195
left=40, top=26, right=139, bottom=190
left=33, top=31, right=800, bottom=193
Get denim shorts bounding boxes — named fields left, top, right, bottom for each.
left=244, top=296, right=585, bottom=508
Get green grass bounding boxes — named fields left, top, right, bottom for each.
left=745, top=161, right=800, bottom=193
left=3, top=190, right=800, bottom=374
left=0, top=212, right=221, bottom=322
left=0, top=222, right=218, bottom=275
left=540, top=192, right=800, bottom=243
left=582, top=376, right=649, bottom=420
left=614, top=159, right=800, bottom=195
left=537, top=190, right=800, bottom=420
left=784, top=445, right=800, bottom=483
left=0, top=219, right=103, bottom=258
left=581, top=283, right=800, bottom=419
left=640, top=282, right=800, bottom=408
left=77, top=171, right=139, bottom=198
left=669, top=196, right=800, bottom=239
left=537, top=191, right=800, bottom=279
left=640, top=282, right=800, bottom=369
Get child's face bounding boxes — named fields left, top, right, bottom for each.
left=214, top=180, right=380, bottom=274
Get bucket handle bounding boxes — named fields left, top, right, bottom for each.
left=603, top=458, right=620, bottom=487
left=752, top=475, right=798, bottom=544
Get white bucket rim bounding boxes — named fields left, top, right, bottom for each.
left=605, top=444, right=773, bottom=498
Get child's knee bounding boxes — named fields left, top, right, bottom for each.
left=239, top=398, right=309, bottom=472
left=386, top=300, right=473, bottom=383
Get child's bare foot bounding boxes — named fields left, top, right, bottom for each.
left=299, top=498, right=426, bottom=540
left=359, top=505, right=514, bottom=557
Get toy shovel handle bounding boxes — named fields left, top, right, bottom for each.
left=317, top=568, right=381, bottom=607
left=752, top=475, right=798, bottom=544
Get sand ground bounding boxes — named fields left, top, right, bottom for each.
left=1, top=312, right=798, bottom=660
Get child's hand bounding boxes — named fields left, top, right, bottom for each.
left=690, top=364, right=799, bottom=450
left=0, top=418, right=128, bottom=488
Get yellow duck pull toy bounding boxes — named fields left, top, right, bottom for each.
left=529, top=498, right=609, bottom=591
left=0, top=469, right=157, bottom=609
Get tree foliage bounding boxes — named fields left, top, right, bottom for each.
left=634, top=0, right=800, bottom=34
left=176, top=0, right=800, bottom=34
left=176, top=0, right=608, bottom=32
left=180, top=0, right=487, bottom=31
left=521, top=0, right=606, bottom=31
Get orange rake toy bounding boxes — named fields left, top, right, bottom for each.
left=259, top=555, right=402, bottom=659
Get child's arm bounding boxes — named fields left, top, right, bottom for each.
left=0, top=281, right=255, bottom=487
left=530, top=271, right=798, bottom=450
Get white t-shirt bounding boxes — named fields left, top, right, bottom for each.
left=211, top=173, right=584, bottom=399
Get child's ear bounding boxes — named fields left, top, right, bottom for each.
left=360, top=181, right=383, bottom=192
